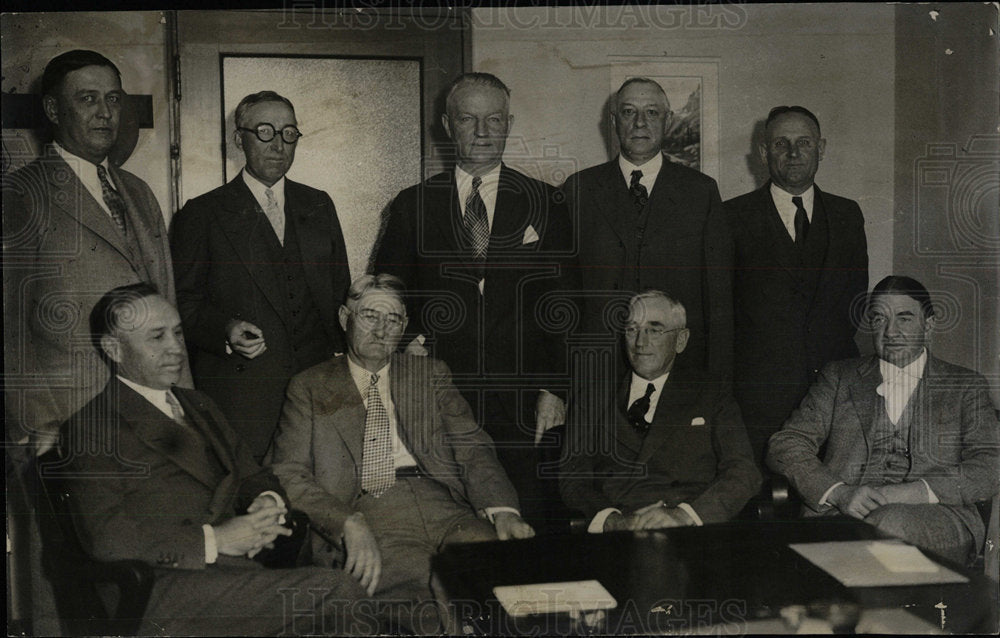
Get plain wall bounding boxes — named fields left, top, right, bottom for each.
left=469, top=3, right=896, bottom=294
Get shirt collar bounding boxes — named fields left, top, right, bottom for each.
left=618, top=152, right=662, bottom=185
left=347, top=356, right=390, bottom=395
left=879, top=348, right=928, bottom=382
left=455, top=163, right=502, bottom=192
left=242, top=169, right=285, bottom=208
left=53, top=141, right=111, bottom=181
left=631, top=370, right=670, bottom=394
left=117, top=375, right=176, bottom=418
left=769, top=182, right=815, bottom=209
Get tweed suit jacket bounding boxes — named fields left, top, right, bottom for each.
left=3, top=148, right=185, bottom=444
left=62, top=379, right=283, bottom=570
left=560, top=367, right=761, bottom=524
left=269, top=352, right=520, bottom=559
left=767, top=355, right=1000, bottom=545
left=170, top=174, right=351, bottom=456
left=562, top=156, right=733, bottom=379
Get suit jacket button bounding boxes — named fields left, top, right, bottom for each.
left=236, top=364, right=246, bottom=372
left=182, top=518, right=192, bottom=525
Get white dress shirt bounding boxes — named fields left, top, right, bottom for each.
left=53, top=142, right=116, bottom=217
left=588, top=370, right=704, bottom=533
left=116, top=375, right=284, bottom=563
left=618, top=151, right=663, bottom=195
left=769, top=183, right=814, bottom=240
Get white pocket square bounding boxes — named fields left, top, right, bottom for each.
left=690, top=417, right=706, bottom=426
left=522, top=225, right=539, bottom=244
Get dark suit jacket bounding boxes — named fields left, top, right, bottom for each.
left=560, top=367, right=760, bottom=524
left=371, top=165, right=578, bottom=432
left=269, top=353, right=520, bottom=563
left=767, top=355, right=1000, bottom=546
left=562, top=156, right=733, bottom=379
left=170, top=174, right=351, bottom=456
left=3, top=149, right=187, bottom=444
left=725, top=183, right=868, bottom=438
left=61, top=379, right=284, bottom=570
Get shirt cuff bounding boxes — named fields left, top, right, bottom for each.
left=676, top=502, right=703, bottom=526
left=919, top=479, right=939, bottom=504
left=483, top=506, right=520, bottom=524
left=589, top=508, right=621, bottom=534
left=203, top=524, right=218, bottom=564
left=259, top=490, right=286, bottom=525
left=225, top=342, right=233, bottom=355
left=819, top=481, right=846, bottom=506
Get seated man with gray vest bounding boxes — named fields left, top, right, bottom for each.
left=768, top=275, right=1000, bottom=565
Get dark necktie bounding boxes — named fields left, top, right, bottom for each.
left=464, top=176, right=490, bottom=259
left=96, top=164, right=128, bottom=235
left=792, top=196, right=809, bottom=246
left=629, top=170, right=648, bottom=211
left=361, top=374, right=395, bottom=497
left=626, top=382, right=656, bottom=434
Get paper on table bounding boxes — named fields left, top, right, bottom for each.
left=867, top=541, right=939, bottom=572
left=789, top=540, right=968, bottom=587
left=493, top=579, right=617, bottom=617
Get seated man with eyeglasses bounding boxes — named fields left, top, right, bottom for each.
left=171, top=90, right=352, bottom=461
left=269, top=273, right=534, bottom=633
left=560, top=290, right=760, bottom=533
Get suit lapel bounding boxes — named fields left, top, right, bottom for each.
left=44, top=152, right=139, bottom=269
left=286, top=179, right=334, bottom=316
left=637, top=371, right=697, bottom=465
left=848, top=356, right=882, bottom=450
left=316, top=357, right=367, bottom=468
left=216, top=175, right=288, bottom=324
left=593, top=160, right=633, bottom=245
left=108, top=164, right=156, bottom=283
left=113, top=380, right=221, bottom=488
left=173, top=388, right=235, bottom=473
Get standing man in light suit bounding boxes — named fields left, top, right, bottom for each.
left=4, top=49, right=187, bottom=452
left=373, top=73, right=578, bottom=530
left=726, top=105, right=868, bottom=465
left=562, top=77, right=733, bottom=381
left=171, top=90, right=351, bottom=459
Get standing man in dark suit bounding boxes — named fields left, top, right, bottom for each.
left=560, top=291, right=760, bottom=532
left=372, top=73, right=577, bottom=529
left=4, top=49, right=187, bottom=452
left=59, top=283, right=366, bottom=636
left=726, top=106, right=868, bottom=464
left=562, top=77, right=733, bottom=379
left=271, top=274, right=533, bottom=632
left=171, top=91, right=351, bottom=459
left=768, top=276, right=998, bottom=565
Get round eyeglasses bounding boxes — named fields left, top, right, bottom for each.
left=238, top=123, right=302, bottom=144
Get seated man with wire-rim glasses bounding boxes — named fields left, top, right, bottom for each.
left=269, top=274, right=533, bottom=633
left=560, top=290, right=760, bottom=533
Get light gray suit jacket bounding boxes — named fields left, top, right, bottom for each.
left=269, top=353, right=519, bottom=563
left=3, top=148, right=189, bottom=444
left=767, top=354, right=1000, bottom=546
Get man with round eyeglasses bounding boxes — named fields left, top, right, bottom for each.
left=560, top=290, right=760, bottom=534
left=171, top=90, right=351, bottom=460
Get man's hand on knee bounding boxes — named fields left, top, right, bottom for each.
left=828, top=484, right=888, bottom=519
left=493, top=511, right=535, bottom=540
left=342, top=513, right=381, bottom=595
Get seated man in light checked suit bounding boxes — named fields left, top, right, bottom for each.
left=269, top=273, right=535, bottom=633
